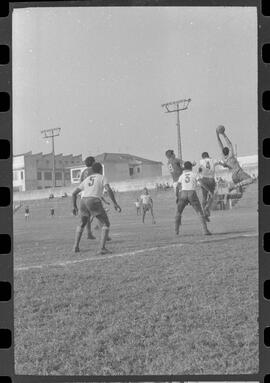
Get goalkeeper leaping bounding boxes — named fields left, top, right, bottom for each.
left=216, top=125, right=254, bottom=192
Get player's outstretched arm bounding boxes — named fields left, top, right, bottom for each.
left=216, top=131, right=225, bottom=152
left=105, top=184, right=121, bottom=212
left=72, top=188, right=81, bottom=215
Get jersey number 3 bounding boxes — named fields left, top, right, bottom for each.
left=88, top=176, right=95, bottom=187
left=185, top=174, right=191, bottom=183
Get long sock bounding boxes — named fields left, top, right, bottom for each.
left=86, top=220, right=91, bottom=236
left=175, top=214, right=181, bottom=234
left=100, top=226, right=109, bottom=250
left=205, top=196, right=213, bottom=216
left=74, top=226, right=84, bottom=249
left=199, top=215, right=209, bottom=234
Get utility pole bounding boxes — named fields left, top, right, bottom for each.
left=161, top=98, right=191, bottom=161
left=41, top=127, right=61, bottom=188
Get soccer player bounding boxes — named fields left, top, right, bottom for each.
left=165, top=150, right=184, bottom=191
left=166, top=149, right=196, bottom=191
left=140, top=188, right=156, bottom=224
left=216, top=126, right=254, bottom=192
left=24, top=206, right=30, bottom=221
left=50, top=207, right=55, bottom=217
left=72, top=162, right=121, bottom=254
left=198, top=152, right=222, bottom=220
left=175, top=161, right=211, bottom=236
left=79, top=156, right=96, bottom=239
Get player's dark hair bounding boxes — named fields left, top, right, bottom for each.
left=184, top=161, right=193, bottom=170
left=92, top=162, right=103, bottom=174
left=85, top=156, right=95, bottom=167
left=165, top=150, right=174, bottom=157
left=223, top=147, right=229, bottom=156
left=202, top=152, right=209, bottom=158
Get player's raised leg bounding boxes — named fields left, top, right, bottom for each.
left=229, top=169, right=254, bottom=192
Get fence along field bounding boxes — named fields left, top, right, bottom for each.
left=14, top=183, right=258, bottom=375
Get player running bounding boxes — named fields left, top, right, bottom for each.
left=79, top=156, right=96, bottom=239
left=216, top=126, right=254, bottom=192
left=175, top=161, right=211, bottom=236
left=198, top=152, right=222, bottom=220
left=140, top=188, right=156, bottom=224
left=166, top=149, right=196, bottom=191
left=72, top=162, right=121, bottom=254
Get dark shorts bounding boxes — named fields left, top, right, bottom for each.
left=232, top=168, right=251, bottom=184
left=200, top=177, right=216, bottom=194
left=142, top=203, right=152, bottom=212
left=80, top=197, right=110, bottom=227
left=177, top=190, right=203, bottom=215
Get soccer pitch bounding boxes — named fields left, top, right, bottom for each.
left=14, top=185, right=258, bottom=375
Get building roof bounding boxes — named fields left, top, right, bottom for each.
left=95, top=153, right=163, bottom=165
left=13, top=151, right=33, bottom=158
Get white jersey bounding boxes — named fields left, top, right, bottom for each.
left=178, top=171, right=198, bottom=191
left=78, top=174, right=108, bottom=199
left=199, top=158, right=220, bottom=178
left=140, top=194, right=152, bottom=205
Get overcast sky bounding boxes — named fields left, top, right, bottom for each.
left=13, top=6, right=257, bottom=166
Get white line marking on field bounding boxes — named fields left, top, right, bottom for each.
left=15, top=232, right=258, bottom=272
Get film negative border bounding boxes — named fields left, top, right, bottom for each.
left=0, top=0, right=13, bottom=382
left=261, top=0, right=270, bottom=379
left=0, top=0, right=269, bottom=382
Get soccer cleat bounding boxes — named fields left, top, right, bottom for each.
left=204, top=230, right=212, bottom=236
left=107, top=236, right=112, bottom=241
left=87, top=233, right=96, bottom=240
left=98, top=247, right=113, bottom=255
left=204, top=216, right=210, bottom=222
left=73, top=246, right=80, bottom=253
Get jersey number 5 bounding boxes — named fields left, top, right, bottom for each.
left=88, top=176, right=95, bottom=187
left=185, top=174, right=191, bottom=183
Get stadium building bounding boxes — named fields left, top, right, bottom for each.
left=13, top=151, right=83, bottom=191
left=70, top=153, right=163, bottom=183
left=13, top=151, right=163, bottom=191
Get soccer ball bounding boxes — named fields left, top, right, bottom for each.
left=216, top=125, right=225, bottom=134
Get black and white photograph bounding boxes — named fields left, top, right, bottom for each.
left=12, top=4, right=258, bottom=375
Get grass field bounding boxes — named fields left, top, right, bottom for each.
left=14, top=184, right=258, bottom=375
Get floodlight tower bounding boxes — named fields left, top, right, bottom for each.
left=41, top=127, right=61, bottom=188
left=161, top=98, right=191, bottom=161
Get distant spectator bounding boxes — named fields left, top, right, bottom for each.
left=25, top=206, right=30, bottom=221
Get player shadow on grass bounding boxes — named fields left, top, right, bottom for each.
left=77, top=240, right=124, bottom=254
left=212, top=229, right=256, bottom=236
